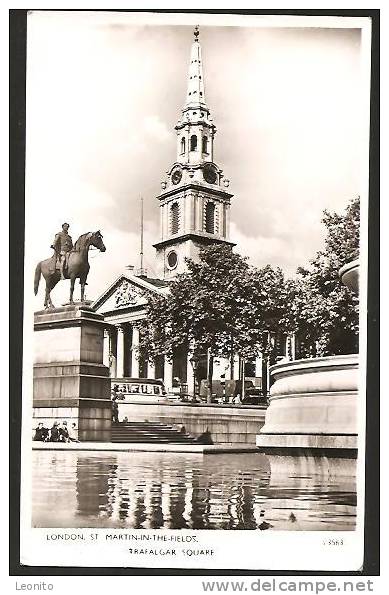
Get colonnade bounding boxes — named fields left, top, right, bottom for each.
left=103, top=325, right=193, bottom=393
left=103, top=325, right=274, bottom=393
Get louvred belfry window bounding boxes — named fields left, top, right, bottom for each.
left=171, top=202, right=180, bottom=235
left=205, top=202, right=215, bottom=234
left=190, top=135, right=198, bottom=151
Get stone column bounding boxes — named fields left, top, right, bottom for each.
left=164, top=203, right=169, bottom=239
left=160, top=205, right=164, bottom=241
left=184, top=192, right=191, bottom=234
left=116, top=325, right=125, bottom=378
left=131, top=326, right=140, bottom=378
left=186, top=356, right=194, bottom=397
left=226, top=204, right=231, bottom=239
left=287, top=333, right=296, bottom=360
left=110, top=327, right=118, bottom=378
left=148, top=359, right=156, bottom=380
left=103, top=329, right=110, bottom=367
left=255, top=356, right=262, bottom=378
left=193, top=194, right=197, bottom=231
left=164, top=357, right=173, bottom=393
left=213, top=357, right=227, bottom=379
left=197, top=193, right=203, bottom=232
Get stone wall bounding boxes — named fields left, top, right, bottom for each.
left=117, top=402, right=266, bottom=445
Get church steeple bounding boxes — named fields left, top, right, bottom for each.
left=154, top=26, right=235, bottom=281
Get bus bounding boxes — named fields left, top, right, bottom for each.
left=111, top=378, right=167, bottom=403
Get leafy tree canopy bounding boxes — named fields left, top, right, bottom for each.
left=292, top=196, right=360, bottom=356
left=138, top=245, right=292, bottom=364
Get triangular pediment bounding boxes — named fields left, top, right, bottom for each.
left=92, top=274, right=168, bottom=314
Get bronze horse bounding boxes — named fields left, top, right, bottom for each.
left=34, top=231, right=106, bottom=308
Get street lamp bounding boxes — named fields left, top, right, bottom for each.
left=189, top=355, right=199, bottom=403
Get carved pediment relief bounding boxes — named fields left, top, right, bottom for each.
left=114, top=280, right=144, bottom=308
left=93, top=274, right=165, bottom=314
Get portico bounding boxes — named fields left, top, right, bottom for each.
left=93, top=272, right=191, bottom=392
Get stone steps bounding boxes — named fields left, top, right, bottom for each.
left=111, top=421, right=198, bottom=444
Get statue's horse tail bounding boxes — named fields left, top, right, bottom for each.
left=34, top=262, right=41, bottom=295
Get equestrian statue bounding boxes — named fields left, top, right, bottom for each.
left=34, top=223, right=106, bottom=308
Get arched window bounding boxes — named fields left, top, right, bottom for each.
left=190, top=135, right=197, bottom=151
left=202, top=136, right=208, bottom=154
left=170, top=202, right=179, bottom=235
left=205, top=202, right=215, bottom=234
left=180, top=137, right=186, bottom=154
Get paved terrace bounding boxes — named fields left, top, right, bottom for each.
left=32, top=442, right=260, bottom=454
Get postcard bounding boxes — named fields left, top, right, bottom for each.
left=16, top=10, right=375, bottom=571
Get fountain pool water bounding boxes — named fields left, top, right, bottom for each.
left=31, top=450, right=356, bottom=531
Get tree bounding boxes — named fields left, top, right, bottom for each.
left=138, top=245, right=292, bottom=400
left=291, top=196, right=360, bottom=356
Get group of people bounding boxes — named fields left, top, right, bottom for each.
left=33, top=421, right=79, bottom=443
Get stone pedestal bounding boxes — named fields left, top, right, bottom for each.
left=256, top=354, right=358, bottom=453
left=33, top=304, right=112, bottom=441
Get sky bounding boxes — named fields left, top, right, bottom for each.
left=25, top=12, right=368, bottom=308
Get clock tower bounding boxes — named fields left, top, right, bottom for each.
left=154, top=26, right=235, bottom=280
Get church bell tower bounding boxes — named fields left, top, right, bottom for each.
left=154, top=26, right=235, bottom=280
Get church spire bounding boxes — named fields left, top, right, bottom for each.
left=185, top=26, right=206, bottom=109
left=174, top=26, right=216, bottom=165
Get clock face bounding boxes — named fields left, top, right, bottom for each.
left=203, top=164, right=217, bottom=185
left=171, top=167, right=183, bottom=185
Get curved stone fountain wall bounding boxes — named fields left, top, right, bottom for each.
left=256, top=354, right=358, bottom=451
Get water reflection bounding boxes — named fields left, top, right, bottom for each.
left=32, top=452, right=356, bottom=530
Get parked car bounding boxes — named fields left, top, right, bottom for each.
left=241, top=394, right=269, bottom=406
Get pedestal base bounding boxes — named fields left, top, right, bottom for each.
left=256, top=355, right=359, bottom=456
left=33, top=398, right=112, bottom=442
left=256, top=433, right=357, bottom=456
left=33, top=304, right=112, bottom=442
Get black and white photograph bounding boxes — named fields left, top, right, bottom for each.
left=15, top=10, right=376, bottom=571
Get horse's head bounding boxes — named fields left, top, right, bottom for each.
left=90, top=230, right=106, bottom=252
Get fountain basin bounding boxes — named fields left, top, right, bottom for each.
left=256, top=354, right=358, bottom=452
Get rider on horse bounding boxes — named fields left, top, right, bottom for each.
left=35, top=227, right=106, bottom=308
left=51, top=223, right=73, bottom=280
